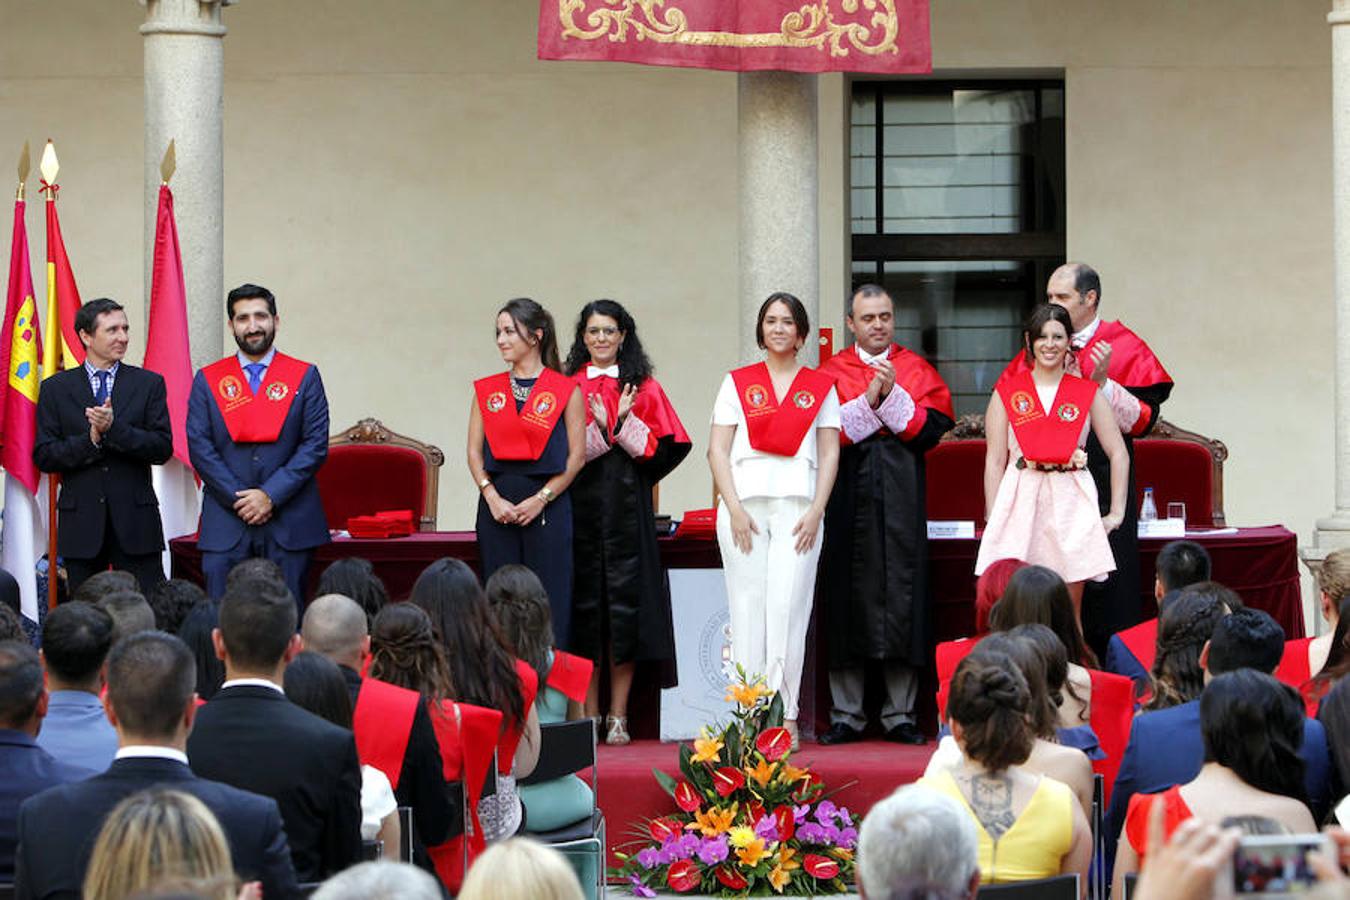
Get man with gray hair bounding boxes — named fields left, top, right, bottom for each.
left=312, top=860, right=442, bottom=900
left=858, top=784, right=980, bottom=900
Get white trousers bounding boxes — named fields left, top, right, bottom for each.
left=716, top=496, right=822, bottom=720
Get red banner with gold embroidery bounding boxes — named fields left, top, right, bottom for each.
left=538, top=0, right=931, bottom=74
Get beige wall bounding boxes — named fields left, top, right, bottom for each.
left=0, top=1, right=1336, bottom=617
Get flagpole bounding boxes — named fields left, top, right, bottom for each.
left=39, top=142, right=59, bottom=612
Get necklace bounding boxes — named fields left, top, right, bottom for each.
left=509, top=373, right=533, bottom=403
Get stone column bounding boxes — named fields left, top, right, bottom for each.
left=141, top=0, right=232, bottom=369
left=738, top=73, right=820, bottom=365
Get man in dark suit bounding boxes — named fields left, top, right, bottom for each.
left=14, top=631, right=298, bottom=900
left=32, top=298, right=173, bottom=595
left=187, top=283, right=329, bottom=608
left=301, top=593, right=459, bottom=862
left=0, top=641, right=92, bottom=882
left=187, top=574, right=363, bottom=882
left=1105, top=606, right=1332, bottom=874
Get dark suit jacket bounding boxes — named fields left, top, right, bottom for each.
left=186, top=684, right=362, bottom=882
left=14, top=755, right=298, bottom=900
left=186, top=360, right=330, bottom=553
left=1105, top=698, right=1332, bottom=874
left=0, top=730, right=92, bottom=882
left=32, top=364, right=173, bottom=558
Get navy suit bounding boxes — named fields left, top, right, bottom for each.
left=187, top=358, right=329, bottom=605
left=1103, top=633, right=1150, bottom=687
left=15, top=755, right=298, bottom=900
left=0, top=730, right=91, bottom=882
left=1105, top=698, right=1332, bottom=876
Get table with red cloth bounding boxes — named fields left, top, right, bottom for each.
left=169, top=524, right=1303, bottom=735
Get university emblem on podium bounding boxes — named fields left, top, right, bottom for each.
left=531, top=391, right=557, bottom=417
left=266, top=383, right=289, bottom=402
left=1055, top=402, right=1081, bottom=423
left=218, top=375, right=242, bottom=401
left=792, top=390, right=816, bottom=410
left=1010, top=391, right=1035, bottom=416
left=744, top=384, right=769, bottom=410
left=486, top=391, right=507, bottom=413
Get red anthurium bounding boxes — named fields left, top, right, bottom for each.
left=713, top=766, right=746, bottom=797
left=755, top=726, right=792, bottom=761
left=674, top=781, right=702, bottom=813
left=649, top=817, right=681, bottom=843
left=792, top=773, right=824, bottom=803
left=804, top=854, right=840, bottom=880
left=773, top=804, right=796, bottom=842
left=715, top=865, right=749, bottom=890
left=747, top=800, right=766, bottom=824
left=667, top=859, right=702, bottom=893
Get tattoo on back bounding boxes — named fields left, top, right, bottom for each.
left=962, top=772, right=1017, bottom=840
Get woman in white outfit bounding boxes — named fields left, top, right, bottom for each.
left=707, top=292, right=840, bottom=747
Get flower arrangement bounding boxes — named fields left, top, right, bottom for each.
left=614, top=668, right=860, bottom=896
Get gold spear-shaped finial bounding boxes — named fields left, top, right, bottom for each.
left=16, top=142, right=30, bottom=201
left=160, top=139, right=176, bottom=185
left=39, top=140, right=59, bottom=199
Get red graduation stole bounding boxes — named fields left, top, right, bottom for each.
left=202, top=353, right=311, bottom=443
left=1117, top=618, right=1159, bottom=676
left=475, top=368, right=573, bottom=460
left=352, top=676, right=420, bottom=791
left=427, top=701, right=505, bottom=893
left=996, top=370, right=1097, bottom=466
left=545, top=650, right=594, bottom=704
left=499, top=659, right=540, bottom=773
left=730, top=362, right=834, bottom=457
left=1088, top=668, right=1136, bottom=803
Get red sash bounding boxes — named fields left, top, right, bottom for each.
left=1088, top=668, right=1136, bottom=804
left=352, top=677, right=420, bottom=792
left=1275, top=636, right=1320, bottom=716
left=729, top=362, right=834, bottom=457
left=575, top=372, right=691, bottom=460
left=427, top=701, right=504, bottom=894
left=934, top=637, right=980, bottom=719
left=201, top=353, right=311, bottom=443
left=499, top=659, right=540, bottom=773
left=545, top=650, right=594, bottom=704
left=475, top=368, right=574, bottom=461
left=819, top=344, right=954, bottom=445
left=996, top=370, right=1097, bottom=466
left=1117, top=619, right=1158, bottom=676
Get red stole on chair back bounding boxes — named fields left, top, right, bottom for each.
left=575, top=372, right=691, bottom=460
left=819, top=344, right=953, bottom=445
left=996, top=370, right=1097, bottom=466
left=202, top=353, right=311, bottom=443
left=934, top=637, right=981, bottom=720
left=352, top=677, right=420, bottom=792
left=427, top=701, right=504, bottom=894
left=546, top=650, right=594, bottom=704
left=475, top=368, right=573, bottom=460
left=730, top=362, right=834, bottom=456
left=1088, top=668, right=1136, bottom=804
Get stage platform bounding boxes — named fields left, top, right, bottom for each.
left=593, top=739, right=931, bottom=871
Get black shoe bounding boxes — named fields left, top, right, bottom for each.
left=817, top=722, right=864, bottom=745
left=885, top=722, right=928, bottom=745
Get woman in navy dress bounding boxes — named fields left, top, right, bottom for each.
left=468, top=298, right=585, bottom=646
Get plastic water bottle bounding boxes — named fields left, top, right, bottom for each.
left=1140, top=487, right=1158, bottom=522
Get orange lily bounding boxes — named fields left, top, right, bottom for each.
left=692, top=804, right=737, bottom=836
left=736, top=837, right=771, bottom=867
left=768, top=864, right=792, bottom=892
left=691, top=734, right=724, bottom=764
left=779, top=762, right=810, bottom=784
left=777, top=845, right=801, bottom=871
left=725, top=680, right=770, bottom=708
left=745, top=756, right=776, bottom=788
left=833, top=847, right=854, bottom=861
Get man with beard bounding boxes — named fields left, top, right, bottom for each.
left=187, top=284, right=330, bottom=607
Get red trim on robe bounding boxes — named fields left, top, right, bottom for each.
left=352, top=677, right=419, bottom=792
left=574, top=372, right=690, bottom=459
left=729, top=362, right=835, bottom=456
left=202, top=353, right=312, bottom=443
left=819, top=344, right=954, bottom=445
left=475, top=368, right=574, bottom=460
left=546, top=650, right=594, bottom=704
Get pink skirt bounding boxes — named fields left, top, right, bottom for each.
left=975, top=464, right=1116, bottom=584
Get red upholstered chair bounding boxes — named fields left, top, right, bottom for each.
left=1133, top=421, right=1228, bottom=527
left=925, top=414, right=990, bottom=525
left=318, top=418, right=445, bottom=532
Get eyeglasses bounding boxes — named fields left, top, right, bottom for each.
left=585, top=326, right=620, bottom=338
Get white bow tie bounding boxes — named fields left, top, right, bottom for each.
left=587, top=364, right=620, bottom=379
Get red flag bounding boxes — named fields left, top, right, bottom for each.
left=2, top=199, right=41, bottom=493
left=538, top=0, right=931, bottom=74
left=42, top=186, right=83, bottom=376
left=144, top=184, right=193, bottom=468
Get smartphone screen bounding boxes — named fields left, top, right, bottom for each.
left=1231, top=834, right=1331, bottom=896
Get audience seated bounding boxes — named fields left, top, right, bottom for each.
left=1142, top=582, right=1233, bottom=712
left=933, top=558, right=1028, bottom=719
left=299, top=593, right=458, bottom=867
left=283, top=651, right=400, bottom=858
left=0, top=571, right=39, bottom=647
left=98, top=590, right=157, bottom=644
left=315, top=558, right=389, bottom=625
left=920, top=647, right=1091, bottom=892
left=0, top=641, right=92, bottom=882
left=310, top=860, right=443, bottom=900
left=1105, top=540, right=1212, bottom=689
left=35, top=601, right=118, bottom=772
left=1012, top=624, right=1102, bottom=761
left=457, top=838, right=585, bottom=900
left=15, top=631, right=298, bottom=898
left=81, top=787, right=253, bottom=900
left=0, top=605, right=25, bottom=644
left=411, top=558, right=540, bottom=843
left=1316, top=676, right=1350, bottom=812
left=1112, top=669, right=1316, bottom=897
left=178, top=559, right=286, bottom=702
left=186, top=573, right=363, bottom=882
left=925, top=630, right=1094, bottom=817
left=145, top=578, right=207, bottom=635
left=857, top=783, right=980, bottom=900
left=71, top=570, right=136, bottom=605
left=1278, top=549, right=1350, bottom=709
left=1107, top=607, right=1331, bottom=880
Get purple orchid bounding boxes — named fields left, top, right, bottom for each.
left=635, top=847, right=661, bottom=870
left=798, top=821, right=829, bottom=844
left=754, top=814, right=780, bottom=842
left=815, top=800, right=838, bottom=824
left=629, top=874, right=657, bottom=898
left=696, top=834, right=730, bottom=866
left=794, top=804, right=811, bottom=823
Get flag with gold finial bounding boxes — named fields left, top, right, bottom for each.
left=2, top=143, right=49, bottom=622
left=39, top=140, right=83, bottom=378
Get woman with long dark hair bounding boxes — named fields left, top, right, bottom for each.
left=1143, top=584, right=1231, bottom=712
left=976, top=303, right=1128, bottom=629
left=410, top=558, right=540, bottom=843
left=1113, top=670, right=1314, bottom=895
left=468, top=298, right=586, bottom=647
left=1278, top=547, right=1350, bottom=714
left=561, top=299, right=690, bottom=744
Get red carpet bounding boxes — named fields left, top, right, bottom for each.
left=595, top=739, right=930, bottom=870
